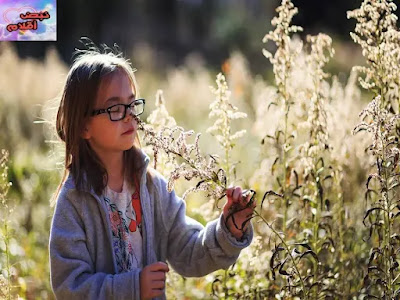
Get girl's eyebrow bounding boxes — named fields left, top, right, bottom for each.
left=104, top=94, right=136, bottom=105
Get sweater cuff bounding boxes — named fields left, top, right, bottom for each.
left=113, top=268, right=141, bottom=300
left=215, top=214, right=253, bottom=256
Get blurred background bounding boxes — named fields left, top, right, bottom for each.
left=13, top=0, right=366, bottom=74
left=0, top=0, right=395, bottom=298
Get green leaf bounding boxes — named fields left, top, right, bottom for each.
left=271, top=157, right=279, bottom=175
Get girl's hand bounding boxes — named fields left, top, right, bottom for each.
left=223, top=186, right=256, bottom=240
left=140, top=262, right=169, bottom=300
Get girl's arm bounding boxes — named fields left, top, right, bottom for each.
left=49, top=188, right=142, bottom=300
left=154, top=172, right=253, bottom=277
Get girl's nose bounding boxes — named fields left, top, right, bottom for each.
left=123, top=107, right=135, bottom=122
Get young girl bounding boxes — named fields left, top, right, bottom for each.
left=49, top=46, right=255, bottom=300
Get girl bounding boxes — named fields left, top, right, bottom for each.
left=49, top=46, right=255, bottom=300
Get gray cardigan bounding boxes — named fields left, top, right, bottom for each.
left=49, top=150, right=253, bottom=299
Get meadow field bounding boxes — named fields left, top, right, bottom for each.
left=2, top=0, right=400, bottom=299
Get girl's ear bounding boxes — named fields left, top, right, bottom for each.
left=81, top=121, right=91, bottom=139
left=81, top=127, right=91, bottom=139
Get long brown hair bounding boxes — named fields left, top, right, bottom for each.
left=53, top=46, right=143, bottom=203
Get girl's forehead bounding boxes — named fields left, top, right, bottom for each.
left=96, top=70, right=136, bottom=105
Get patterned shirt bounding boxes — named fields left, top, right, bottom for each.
left=103, top=178, right=143, bottom=273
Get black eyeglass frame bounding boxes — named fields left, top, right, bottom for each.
left=91, top=98, right=146, bottom=121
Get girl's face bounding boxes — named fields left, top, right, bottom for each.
left=82, top=70, right=138, bottom=157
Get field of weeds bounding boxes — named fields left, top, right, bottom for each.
left=2, top=0, right=400, bottom=299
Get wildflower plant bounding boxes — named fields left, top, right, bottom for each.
left=136, top=76, right=266, bottom=300
left=136, top=115, right=227, bottom=202
left=353, top=96, right=400, bottom=298
left=0, top=150, right=14, bottom=300
left=261, top=0, right=304, bottom=236
left=136, top=74, right=253, bottom=221
left=255, top=0, right=357, bottom=298
left=146, top=90, right=177, bottom=129
left=259, top=0, right=312, bottom=297
left=192, top=72, right=250, bottom=225
left=207, top=72, right=247, bottom=184
left=349, top=0, right=400, bottom=298
left=140, top=91, right=218, bottom=299
left=348, top=0, right=400, bottom=113
left=144, top=90, right=177, bottom=176
left=294, top=33, right=353, bottom=298
left=262, top=0, right=303, bottom=96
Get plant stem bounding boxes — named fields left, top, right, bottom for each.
left=337, top=184, right=346, bottom=294
left=281, top=77, right=290, bottom=236
left=382, top=127, right=392, bottom=299
left=4, top=222, right=11, bottom=300
left=378, top=84, right=393, bottom=299
left=313, top=173, right=322, bottom=299
left=254, top=210, right=308, bottom=299
left=283, top=106, right=288, bottom=235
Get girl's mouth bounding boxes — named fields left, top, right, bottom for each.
left=122, top=129, right=134, bottom=135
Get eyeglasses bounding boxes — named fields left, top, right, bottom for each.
left=91, top=99, right=145, bottom=121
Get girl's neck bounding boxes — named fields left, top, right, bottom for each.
left=98, top=151, right=125, bottom=192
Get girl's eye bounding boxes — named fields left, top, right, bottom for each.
left=109, top=105, right=123, bottom=113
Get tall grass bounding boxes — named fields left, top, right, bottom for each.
left=349, top=0, right=400, bottom=298
left=2, top=0, right=400, bottom=298
left=0, top=150, right=13, bottom=299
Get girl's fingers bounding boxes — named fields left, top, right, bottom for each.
left=152, top=280, right=165, bottom=290
left=225, top=187, right=256, bottom=209
left=148, top=261, right=169, bottom=272
left=232, top=187, right=242, bottom=202
left=149, top=289, right=164, bottom=299
left=238, top=206, right=255, bottom=217
left=242, top=191, right=251, bottom=205
left=226, top=187, right=235, bottom=199
left=152, top=271, right=166, bottom=281
left=236, top=203, right=256, bottom=219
